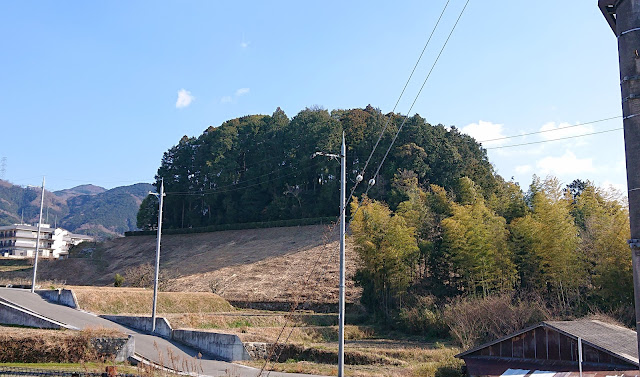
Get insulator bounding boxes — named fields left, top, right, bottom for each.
left=368, top=178, right=376, bottom=186
left=356, top=174, right=363, bottom=182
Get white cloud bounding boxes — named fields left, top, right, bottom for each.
left=538, top=121, right=593, bottom=141
left=461, top=120, right=507, bottom=146
left=601, top=179, right=627, bottom=195
left=515, top=165, right=532, bottom=174
left=175, top=89, right=194, bottom=109
left=235, top=88, right=250, bottom=96
left=536, top=150, right=595, bottom=176
left=220, top=96, right=232, bottom=104
left=241, top=41, right=250, bottom=48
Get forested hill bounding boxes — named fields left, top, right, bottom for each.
left=0, top=180, right=152, bottom=238
left=138, top=106, right=501, bottom=230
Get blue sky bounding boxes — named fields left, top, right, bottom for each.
left=0, top=1, right=626, bottom=194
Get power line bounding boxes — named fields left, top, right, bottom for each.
left=363, top=0, right=471, bottom=200
left=478, top=115, right=622, bottom=143
left=486, top=128, right=622, bottom=149
left=348, top=0, right=452, bottom=202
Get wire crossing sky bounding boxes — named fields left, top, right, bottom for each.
left=0, top=1, right=625, bottom=193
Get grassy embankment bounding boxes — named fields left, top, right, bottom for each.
left=70, top=287, right=463, bottom=376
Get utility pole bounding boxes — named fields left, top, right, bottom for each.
left=149, top=178, right=165, bottom=333
left=312, top=133, right=346, bottom=377
left=31, top=177, right=45, bottom=293
left=338, top=134, right=346, bottom=377
left=599, top=0, right=640, bottom=357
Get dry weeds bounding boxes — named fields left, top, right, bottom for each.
left=71, top=287, right=234, bottom=314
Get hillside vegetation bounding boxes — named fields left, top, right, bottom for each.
left=138, top=106, right=498, bottom=230
left=0, top=180, right=152, bottom=237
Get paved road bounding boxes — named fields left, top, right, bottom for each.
left=0, top=288, right=324, bottom=377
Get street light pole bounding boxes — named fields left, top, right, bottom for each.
left=338, top=134, right=346, bottom=377
left=150, top=178, right=165, bottom=333
left=31, top=177, right=45, bottom=294
left=312, top=133, right=346, bottom=377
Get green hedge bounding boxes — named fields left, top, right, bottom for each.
left=124, top=216, right=336, bottom=237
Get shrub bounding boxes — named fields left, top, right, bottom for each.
left=398, top=295, right=448, bottom=338
left=443, top=292, right=550, bottom=349
left=113, top=273, right=124, bottom=287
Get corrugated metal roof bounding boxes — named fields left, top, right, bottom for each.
left=457, top=320, right=638, bottom=366
left=545, top=320, right=638, bottom=366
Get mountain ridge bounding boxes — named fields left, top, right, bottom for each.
left=0, top=179, right=152, bottom=238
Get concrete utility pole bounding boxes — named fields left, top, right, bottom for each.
left=312, top=133, right=346, bottom=377
left=30, top=177, right=45, bottom=294
left=149, top=178, right=165, bottom=333
left=599, top=0, right=640, bottom=357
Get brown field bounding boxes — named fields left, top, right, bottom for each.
left=1, top=225, right=361, bottom=305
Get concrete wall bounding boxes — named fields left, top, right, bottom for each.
left=91, top=335, right=135, bottom=362
left=101, top=315, right=172, bottom=339
left=37, top=289, right=78, bottom=309
left=0, top=300, right=75, bottom=330
left=101, top=315, right=252, bottom=361
left=172, top=329, right=251, bottom=361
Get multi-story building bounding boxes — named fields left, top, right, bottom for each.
left=0, top=223, right=94, bottom=259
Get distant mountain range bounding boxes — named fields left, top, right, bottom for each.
left=0, top=180, right=153, bottom=238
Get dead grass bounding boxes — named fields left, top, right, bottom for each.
left=0, top=225, right=362, bottom=305
left=239, top=342, right=463, bottom=377
left=72, top=287, right=234, bottom=314
left=0, top=326, right=128, bottom=363
left=165, top=312, right=337, bottom=329
left=219, top=325, right=375, bottom=344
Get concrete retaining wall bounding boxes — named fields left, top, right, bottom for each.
left=101, top=315, right=252, bottom=361
left=172, top=329, right=251, bottom=361
left=36, top=289, right=78, bottom=309
left=100, top=315, right=172, bottom=339
left=244, top=342, right=270, bottom=360
left=91, top=335, right=135, bottom=362
left=0, top=301, right=76, bottom=330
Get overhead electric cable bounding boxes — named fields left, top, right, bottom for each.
left=348, top=0, right=452, bottom=200
left=485, top=128, right=622, bottom=149
left=362, top=0, right=471, bottom=200
left=478, top=115, right=621, bottom=143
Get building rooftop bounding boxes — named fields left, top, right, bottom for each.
left=457, top=320, right=638, bottom=367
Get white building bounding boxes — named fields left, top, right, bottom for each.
left=0, top=223, right=94, bottom=259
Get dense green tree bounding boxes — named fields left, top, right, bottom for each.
left=575, top=184, right=632, bottom=311
left=149, top=106, right=499, bottom=230
left=441, top=178, right=516, bottom=296
left=350, top=197, right=419, bottom=318
left=510, top=176, right=583, bottom=310
left=136, top=194, right=159, bottom=230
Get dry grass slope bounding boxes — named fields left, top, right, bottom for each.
left=71, top=287, right=234, bottom=314
left=5, top=225, right=361, bottom=305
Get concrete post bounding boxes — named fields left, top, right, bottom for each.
left=600, top=0, right=640, bottom=360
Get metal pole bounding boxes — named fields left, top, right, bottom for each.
left=578, top=337, right=583, bottom=377
left=599, top=0, right=640, bottom=359
left=151, top=178, right=164, bottom=333
left=31, top=177, right=45, bottom=293
left=338, top=133, right=346, bottom=377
